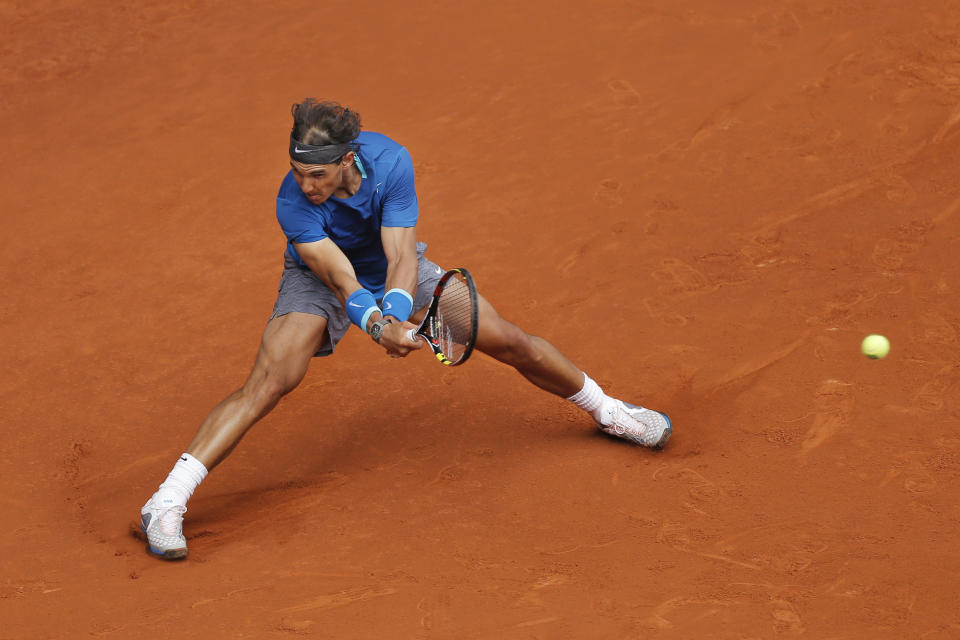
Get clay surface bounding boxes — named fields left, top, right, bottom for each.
left=3, top=1, right=959, bottom=637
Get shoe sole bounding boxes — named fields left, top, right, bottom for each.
left=145, top=542, right=188, bottom=560
left=141, top=522, right=188, bottom=560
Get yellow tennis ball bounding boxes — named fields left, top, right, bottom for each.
left=861, top=334, right=890, bottom=359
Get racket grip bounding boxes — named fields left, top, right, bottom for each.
left=406, top=328, right=418, bottom=343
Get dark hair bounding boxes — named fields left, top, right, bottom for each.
left=290, top=98, right=362, bottom=145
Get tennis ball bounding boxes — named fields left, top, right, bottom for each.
left=861, top=334, right=890, bottom=359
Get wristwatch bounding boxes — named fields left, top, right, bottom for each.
left=369, top=318, right=392, bottom=343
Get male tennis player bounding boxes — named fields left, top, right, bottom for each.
left=139, top=99, right=672, bottom=559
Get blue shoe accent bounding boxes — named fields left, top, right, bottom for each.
left=656, top=412, right=673, bottom=449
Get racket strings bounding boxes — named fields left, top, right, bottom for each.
left=436, top=275, right=476, bottom=361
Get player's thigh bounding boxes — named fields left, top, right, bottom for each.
left=410, top=295, right=512, bottom=352
left=410, top=305, right=428, bottom=324
left=473, top=294, right=527, bottom=355
left=249, top=311, right=328, bottom=391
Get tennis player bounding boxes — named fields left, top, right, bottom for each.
left=140, top=99, right=672, bottom=559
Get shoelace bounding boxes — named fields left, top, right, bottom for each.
left=157, top=504, right=187, bottom=536
left=609, top=404, right=649, bottom=437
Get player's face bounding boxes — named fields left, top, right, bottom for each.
left=290, top=153, right=352, bottom=204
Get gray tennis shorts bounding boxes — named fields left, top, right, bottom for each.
left=271, top=241, right=443, bottom=357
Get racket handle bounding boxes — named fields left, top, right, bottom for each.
left=406, top=329, right=418, bottom=343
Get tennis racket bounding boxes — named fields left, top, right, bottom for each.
left=406, top=267, right=478, bottom=366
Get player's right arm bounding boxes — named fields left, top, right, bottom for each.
left=293, top=239, right=382, bottom=331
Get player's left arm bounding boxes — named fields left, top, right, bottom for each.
left=380, top=227, right=417, bottom=330
left=378, top=146, right=420, bottom=324
left=381, top=225, right=418, bottom=302
left=376, top=225, right=421, bottom=354
left=375, top=147, right=422, bottom=353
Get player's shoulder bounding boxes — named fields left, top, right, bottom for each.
left=276, top=171, right=319, bottom=218
left=357, top=130, right=403, bottom=151
left=277, top=170, right=300, bottom=198
left=357, top=131, right=411, bottom=166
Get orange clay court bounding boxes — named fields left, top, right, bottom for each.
left=2, top=1, right=959, bottom=638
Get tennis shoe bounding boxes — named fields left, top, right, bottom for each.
left=597, top=400, right=672, bottom=449
left=140, top=491, right=188, bottom=560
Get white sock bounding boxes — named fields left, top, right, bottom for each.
left=155, top=452, right=208, bottom=507
left=566, top=374, right=617, bottom=426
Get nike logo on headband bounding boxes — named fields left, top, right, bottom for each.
left=293, top=146, right=314, bottom=154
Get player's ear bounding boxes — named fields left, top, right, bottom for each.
left=341, top=151, right=354, bottom=167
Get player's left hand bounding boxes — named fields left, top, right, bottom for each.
left=379, top=320, right=423, bottom=358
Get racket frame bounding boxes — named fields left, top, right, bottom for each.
left=409, top=267, right=478, bottom=366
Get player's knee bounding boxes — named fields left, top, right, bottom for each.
left=485, top=323, right=541, bottom=367
left=261, top=376, right=295, bottom=405
left=246, top=367, right=303, bottom=409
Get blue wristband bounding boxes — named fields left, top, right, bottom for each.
left=381, top=288, right=414, bottom=323
left=345, top=289, right=380, bottom=333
